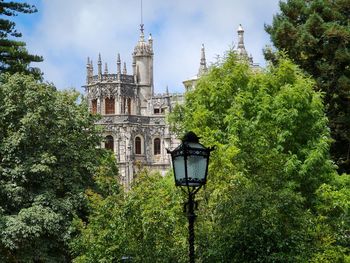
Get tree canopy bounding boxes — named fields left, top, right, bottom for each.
left=0, top=0, right=43, bottom=79
left=169, top=53, right=348, bottom=262
left=0, top=73, right=104, bottom=262
left=71, top=169, right=187, bottom=263
left=72, top=53, right=349, bottom=262
left=265, top=0, right=350, bottom=173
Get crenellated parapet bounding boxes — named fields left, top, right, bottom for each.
left=86, top=53, right=135, bottom=85
left=89, top=74, right=134, bottom=84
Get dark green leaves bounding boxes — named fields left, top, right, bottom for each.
left=168, top=53, right=346, bottom=262
left=0, top=73, right=103, bottom=262
left=0, top=1, right=43, bottom=79
left=266, top=0, right=350, bottom=174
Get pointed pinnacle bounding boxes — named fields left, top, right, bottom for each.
left=123, top=62, right=127, bottom=74
left=104, top=63, right=108, bottom=74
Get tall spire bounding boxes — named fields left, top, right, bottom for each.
left=117, top=53, right=121, bottom=74
left=98, top=53, right=102, bottom=77
left=237, top=24, right=248, bottom=58
left=104, top=62, right=108, bottom=74
left=198, top=44, right=208, bottom=76
left=123, top=62, right=127, bottom=74
left=86, top=57, right=91, bottom=84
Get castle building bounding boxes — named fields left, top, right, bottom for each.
left=183, top=24, right=259, bottom=92
left=84, top=24, right=185, bottom=188
left=85, top=24, right=255, bottom=188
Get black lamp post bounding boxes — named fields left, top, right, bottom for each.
left=167, top=131, right=213, bottom=263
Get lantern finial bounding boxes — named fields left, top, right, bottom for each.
left=182, top=131, right=200, bottom=143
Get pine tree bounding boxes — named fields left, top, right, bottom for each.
left=265, top=0, right=350, bottom=173
left=0, top=0, right=43, bottom=79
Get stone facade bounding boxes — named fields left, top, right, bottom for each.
left=85, top=24, right=256, bottom=188
left=85, top=25, right=184, bottom=189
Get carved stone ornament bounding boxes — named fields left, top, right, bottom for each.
left=120, top=84, right=136, bottom=97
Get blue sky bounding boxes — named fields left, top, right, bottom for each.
left=12, top=0, right=281, bottom=93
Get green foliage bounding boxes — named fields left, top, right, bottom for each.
left=0, top=73, right=103, bottom=262
left=72, top=169, right=187, bottom=263
left=124, top=170, right=187, bottom=262
left=0, top=1, right=43, bottom=79
left=265, top=0, right=350, bottom=174
left=70, top=151, right=122, bottom=263
left=311, top=174, right=350, bottom=262
left=169, top=53, right=345, bottom=261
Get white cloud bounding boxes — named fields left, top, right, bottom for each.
left=20, top=0, right=280, bottom=93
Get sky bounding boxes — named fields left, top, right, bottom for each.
left=13, top=0, right=281, bottom=94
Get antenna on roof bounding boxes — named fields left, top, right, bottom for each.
left=140, top=0, right=144, bottom=33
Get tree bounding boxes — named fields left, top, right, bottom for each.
left=169, top=52, right=347, bottom=261
left=71, top=169, right=188, bottom=263
left=123, top=170, right=187, bottom=263
left=70, top=151, right=126, bottom=263
left=312, top=174, right=350, bottom=262
left=265, top=0, right=350, bottom=173
left=0, top=0, right=43, bottom=79
left=0, top=73, right=103, bottom=262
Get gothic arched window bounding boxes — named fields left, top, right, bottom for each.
left=154, top=138, right=161, bottom=155
left=127, top=98, right=131, bottom=114
left=105, top=97, right=115, bottom=114
left=105, top=135, right=114, bottom=151
left=122, top=97, right=126, bottom=114
left=91, top=99, right=97, bottom=114
left=135, top=136, right=142, bottom=155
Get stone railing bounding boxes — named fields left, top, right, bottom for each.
left=91, top=74, right=134, bottom=83
left=98, top=114, right=166, bottom=125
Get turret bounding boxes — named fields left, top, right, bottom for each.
left=237, top=24, right=248, bottom=58
left=123, top=62, right=127, bottom=74
left=117, top=53, right=121, bottom=74
left=86, top=57, right=91, bottom=84
left=86, top=57, right=94, bottom=84
left=98, top=53, right=102, bottom=79
left=198, top=44, right=208, bottom=76
left=133, top=24, right=154, bottom=106
left=104, top=62, right=108, bottom=74
left=117, top=53, right=121, bottom=81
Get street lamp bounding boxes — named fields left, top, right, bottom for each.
left=167, top=131, right=213, bottom=263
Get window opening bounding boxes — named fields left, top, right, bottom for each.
left=105, top=97, right=115, bottom=114
left=154, top=138, right=161, bottom=155
left=91, top=99, right=97, bottom=114
left=105, top=135, right=114, bottom=151
left=135, top=136, right=142, bottom=155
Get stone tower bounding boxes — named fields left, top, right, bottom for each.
left=236, top=24, right=260, bottom=69
left=85, top=24, right=257, bottom=188
left=237, top=24, right=248, bottom=58
left=133, top=25, right=154, bottom=115
left=85, top=25, right=183, bottom=189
